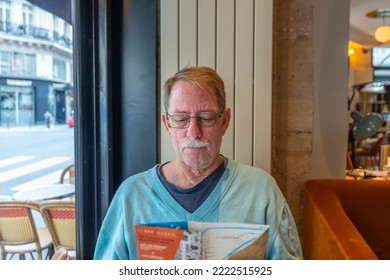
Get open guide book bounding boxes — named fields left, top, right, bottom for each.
left=135, top=221, right=269, bottom=260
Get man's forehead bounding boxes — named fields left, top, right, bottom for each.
left=171, top=81, right=215, bottom=97
left=172, top=80, right=205, bottom=90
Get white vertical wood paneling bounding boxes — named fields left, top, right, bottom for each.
left=179, top=0, right=197, bottom=67
left=160, top=0, right=179, bottom=162
left=160, top=0, right=273, bottom=170
left=198, top=0, right=216, bottom=68
left=253, top=0, right=273, bottom=172
left=216, top=0, right=235, bottom=159
left=235, top=0, right=254, bottom=165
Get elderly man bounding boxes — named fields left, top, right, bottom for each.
left=94, top=66, right=302, bottom=260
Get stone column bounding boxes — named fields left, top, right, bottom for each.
left=272, top=0, right=350, bottom=242
left=272, top=0, right=314, bottom=236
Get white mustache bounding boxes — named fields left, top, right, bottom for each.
left=182, top=139, right=209, bottom=148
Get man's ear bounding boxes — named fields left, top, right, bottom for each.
left=221, top=108, right=231, bottom=136
left=162, top=112, right=171, bottom=135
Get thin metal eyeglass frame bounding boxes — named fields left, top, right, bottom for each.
left=166, top=110, right=224, bottom=129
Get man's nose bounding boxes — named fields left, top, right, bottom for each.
left=186, top=117, right=202, bottom=139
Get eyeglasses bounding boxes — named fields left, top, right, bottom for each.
left=166, top=111, right=224, bottom=129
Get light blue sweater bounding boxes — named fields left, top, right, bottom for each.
left=94, top=159, right=303, bottom=260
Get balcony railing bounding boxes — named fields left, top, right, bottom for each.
left=0, top=21, right=72, bottom=49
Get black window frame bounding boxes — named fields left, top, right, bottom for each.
left=73, top=0, right=158, bottom=259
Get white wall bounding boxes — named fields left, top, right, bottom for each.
left=312, top=0, right=350, bottom=178
left=160, top=0, right=273, bottom=172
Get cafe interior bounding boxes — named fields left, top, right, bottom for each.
left=0, top=0, right=390, bottom=260
left=303, top=0, right=390, bottom=260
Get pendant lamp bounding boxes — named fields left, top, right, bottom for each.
left=351, top=111, right=384, bottom=142
left=375, top=20, right=390, bottom=43
left=369, top=8, right=390, bottom=43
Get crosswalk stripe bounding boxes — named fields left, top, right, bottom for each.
left=0, top=157, right=70, bottom=183
left=10, top=169, right=64, bottom=192
left=0, top=156, right=34, bottom=168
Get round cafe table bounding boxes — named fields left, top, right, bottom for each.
left=12, top=184, right=75, bottom=201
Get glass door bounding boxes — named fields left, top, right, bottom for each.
left=0, top=86, right=34, bottom=126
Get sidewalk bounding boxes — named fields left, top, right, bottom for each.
left=0, top=124, right=70, bottom=133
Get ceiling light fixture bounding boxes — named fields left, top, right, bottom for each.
left=375, top=20, right=390, bottom=43
left=366, top=8, right=390, bottom=43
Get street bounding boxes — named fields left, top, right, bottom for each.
left=0, top=124, right=74, bottom=198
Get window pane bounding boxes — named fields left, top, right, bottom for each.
left=0, top=1, right=75, bottom=260
left=372, top=47, right=390, bottom=68
left=0, top=50, right=11, bottom=75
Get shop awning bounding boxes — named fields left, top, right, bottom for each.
left=27, top=0, right=71, bottom=24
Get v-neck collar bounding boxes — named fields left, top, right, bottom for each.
left=151, top=160, right=237, bottom=221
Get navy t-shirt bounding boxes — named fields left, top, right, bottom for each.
left=157, top=158, right=228, bottom=213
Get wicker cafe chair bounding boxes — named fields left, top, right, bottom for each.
left=59, top=164, right=75, bottom=185
left=51, top=247, right=73, bottom=260
left=40, top=200, right=76, bottom=259
left=0, top=201, right=54, bottom=260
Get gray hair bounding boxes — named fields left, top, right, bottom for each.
left=163, top=66, right=226, bottom=112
